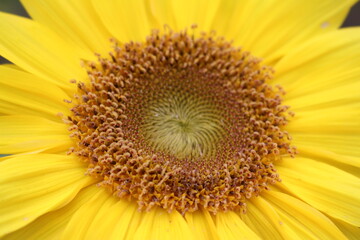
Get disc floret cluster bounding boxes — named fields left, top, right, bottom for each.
left=67, top=28, right=296, bottom=214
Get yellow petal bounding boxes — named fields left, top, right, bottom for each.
left=0, top=115, right=71, bottom=154
left=263, top=191, right=347, bottom=240
left=0, top=64, right=22, bottom=70
left=215, top=211, right=260, bottom=240
left=108, top=201, right=142, bottom=240
left=147, top=0, right=355, bottom=62
left=241, top=196, right=293, bottom=239
left=276, top=28, right=360, bottom=107
left=185, top=210, right=219, bottom=240
left=148, top=0, right=177, bottom=31
left=133, top=208, right=195, bottom=240
left=61, top=187, right=142, bottom=240
left=2, top=185, right=100, bottom=240
left=332, top=218, right=360, bottom=240
left=60, top=188, right=111, bottom=240
left=0, top=154, right=95, bottom=237
left=92, top=0, right=156, bottom=43
left=293, top=136, right=360, bottom=164
left=294, top=146, right=360, bottom=178
left=168, top=0, right=222, bottom=32
left=286, top=103, right=359, bottom=135
left=276, top=27, right=360, bottom=78
left=211, top=0, right=357, bottom=62
left=85, top=198, right=137, bottom=240
left=0, top=65, right=70, bottom=121
left=0, top=12, right=95, bottom=92
left=275, top=27, right=360, bottom=176
left=92, top=0, right=356, bottom=63
left=20, top=0, right=112, bottom=55
left=277, top=157, right=360, bottom=226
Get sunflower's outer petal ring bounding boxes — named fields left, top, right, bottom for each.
left=275, top=27, right=360, bottom=174
left=185, top=210, right=220, bottom=240
left=0, top=65, right=71, bottom=121
left=61, top=189, right=196, bottom=240
left=332, top=218, right=360, bottom=240
left=0, top=12, right=95, bottom=92
left=215, top=211, right=261, bottom=240
left=20, top=0, right=112, bottom=56
left=2, top=185, right=100, bottom=240
left=262, top=191, right=347, bottom=240
left=11, top=0, right=355, bottom=65
left=0, top=154, right=96, bottom=237
left=0, top=115, right=72, bottom=154
left=152, top=0, right=356, bottom=63
left=277, top=157, right=360, bottom=226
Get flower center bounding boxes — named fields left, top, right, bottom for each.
left=142, top=91, right=225, bottom=159
left=67, top=28, right=296, bottom=214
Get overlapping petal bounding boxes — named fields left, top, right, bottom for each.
left=2, top=185, right=100, bottom=240
left=0, top=115, right=71, bottom=154
left=215, top=211, right=260, bottom=240
left=0, top=65, right=70, bottom=121
left=0, top=12, right=95, bottom=92
left=20, top=0, right=112, bottom=56
left=0, top=154, right=96, bottom=237
left=275, top=28, right=360, bottom=174
left=262, top=191, right=347, bottom=239
left=277, top=157, right=360, bottom=226
left=147, top=0, right=355, bottom=62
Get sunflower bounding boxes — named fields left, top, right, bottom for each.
left=1, top=0, right=360, bottom=239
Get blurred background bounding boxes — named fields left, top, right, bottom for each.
left=0, top=0, right=28, bottom=17
left=0, top=0, right=359, bottom=65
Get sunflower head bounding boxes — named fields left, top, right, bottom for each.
left=1, top=1, right=359, bottom=239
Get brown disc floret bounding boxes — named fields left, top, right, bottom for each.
left=67, top=28, right=296, bottom=214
